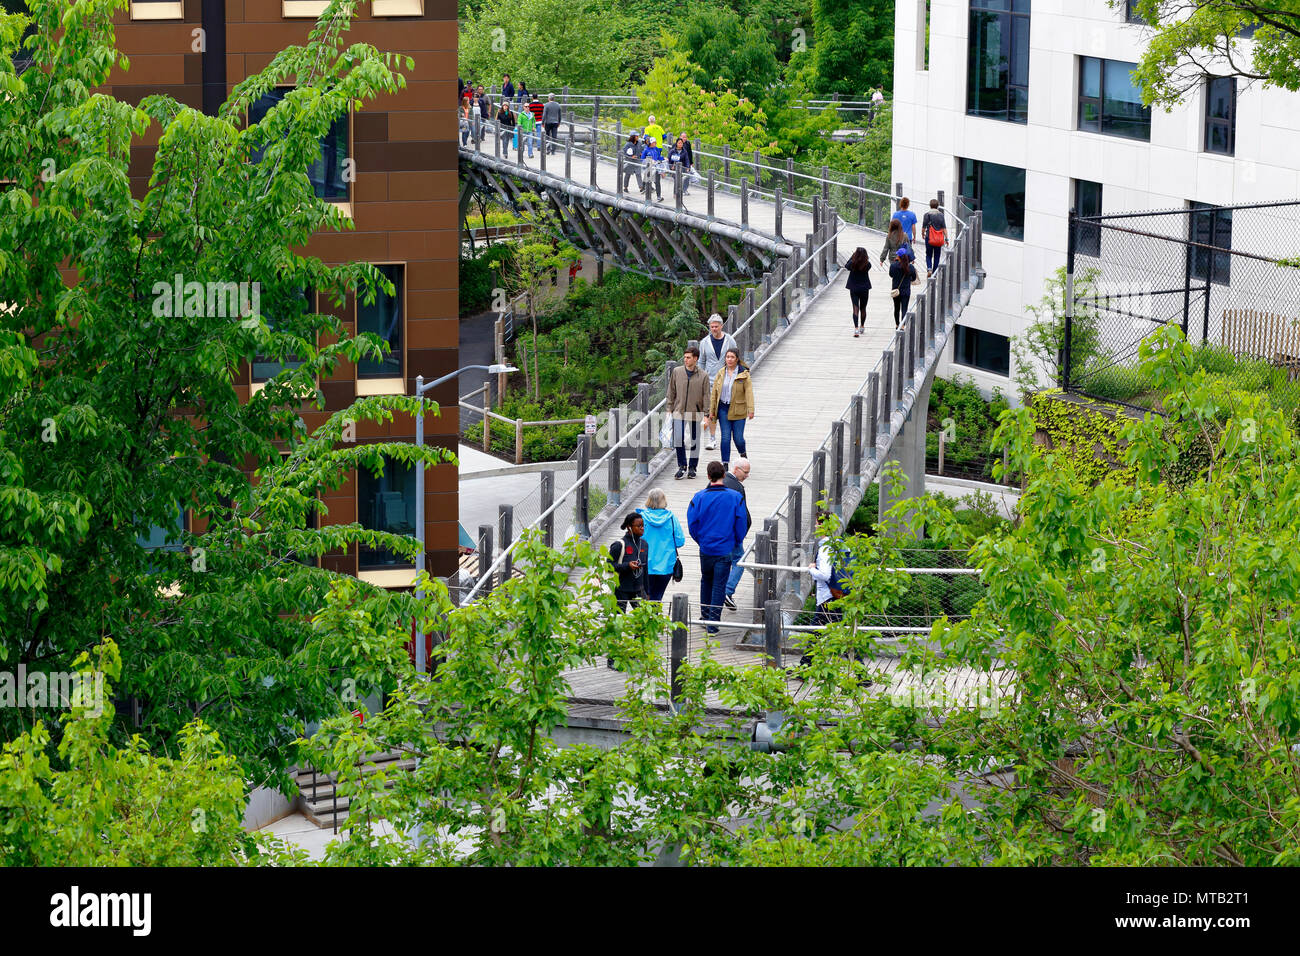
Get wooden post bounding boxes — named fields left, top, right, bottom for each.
left=616, top=150, right=624, bottom=195
left=674, top=165, right=683, bottom=210
left=539, top=126, right=547, bottom=171
left=811, top=449, right=826, bottom=519
left=880, top=352, right=893, bottom=436
left=575, top=434, right=590, bottom=538
left=774, top=187, right=783, bottom=238
left=589, top=139, right=597, bottom=186
left=723, top=144, right=731, bottom=185
left=763, top=517, right=779, bottom=603
left=821, top=164, right=830, bottom=203
left=499, top=505, right=514, bottom=581
left=565, top=138, right=572, bottom=180
left=867, top=371, right=879, bottom=460
left=481, top=410, right=491, bottom=453
left=752, top=149, right=762, bottom=189
left=740, top=179, right=749, bottom=228
left=540, top=470, right=555, bottom=548
left=636, top=383, right=651, bottom=475
left=707, top=169, right=716, bottom=218
left=786, top=157, right=794, bottom=195
left=477, top=524, right=494, bottom=595
left=514, top=418, right=524, bottom=464
left=764, top=599, right=782, bottom=668
left=670, top=593, right=689, bottom=706
left=831, top=420, right=845, bottom=517
left=786, top=483, right=803, bottom=594
left=752, top=531, right=771, bottom=626
left=804, top=233, right=815, bottom=285
left=858, top=172, right=866, bottom=225
left=938, top=430, right=946, bottom=476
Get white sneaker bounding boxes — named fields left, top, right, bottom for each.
left=705, top=438, right=718, bottom=450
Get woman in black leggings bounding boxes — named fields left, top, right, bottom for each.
left=844, top=247, right=872, bottom=337
left=889, top=248, right=918, bottom=329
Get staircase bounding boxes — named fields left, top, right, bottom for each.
left=292, top=750, right=417, bottom=831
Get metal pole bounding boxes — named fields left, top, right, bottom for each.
left=540, top=470, right=555, bottom=548
left=764, top=599, right=782, bottom=668
left=1063, top=209, right=1076, bottom=389
left=575, top=434, right=590, bottom=538
left=477, top=524, right=494, bottom=595
left=607, top=406, right=622, bottom=508
left=414, top=376, right=426, bottom=675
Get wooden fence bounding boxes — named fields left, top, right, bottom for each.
left=1222, top=308, right=1300, bottom=377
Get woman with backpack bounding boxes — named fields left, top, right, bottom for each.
left=844, top=247, right=873, bottom=338
left=889, top=248, right=919, bottom=329
left=637, top=489, right=685, bottom=602
left=879, top=218, right=907, bottom=267
left=639, top=134, right=665, bottom=201
left=921, top=198, right=947, bottom=278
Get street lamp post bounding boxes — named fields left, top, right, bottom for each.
left=412, top=364, right=516, bottom=676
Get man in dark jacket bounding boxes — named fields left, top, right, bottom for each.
left=541, top=94, right=562, bottom=153
left=722, top=458, right=751, bottom=610
left=686, top=461, right=748, bottom=634
left=921, top=198, right=947, bottom=277
left=667, top=345, right=708, bottom=479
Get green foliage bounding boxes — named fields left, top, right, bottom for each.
left=679, top=6, right=780, bottom=105
left=809, top=0, right=894, bottom=96
left=1130, top=1, right=1300, bottom=107
left=1028, top=390, right=1142, bottom=487
left=0, top=641, right=303, bottom=865
left=0, top=0, right=453, bottom=786
left=459, top=244, right=516, bottom=316
left=926, top=375, right=1011, bottom=482
left=458, top=0, right=632, bottom=92
left=632, top=46, right=774, bottom=153
left=1012, top=266, right=1104, bottom=397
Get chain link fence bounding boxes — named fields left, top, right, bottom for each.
left=1065, top=200, right=1300, bottom=419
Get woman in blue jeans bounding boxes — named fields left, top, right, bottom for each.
left=706, top=347, right=755, bottom=465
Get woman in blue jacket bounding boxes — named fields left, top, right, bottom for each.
left=638, top=488, right=685, bottom=601
left=639, top=136, right=664, bottom=201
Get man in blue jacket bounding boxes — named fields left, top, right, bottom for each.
left=686, top=460, right=748, bottom=634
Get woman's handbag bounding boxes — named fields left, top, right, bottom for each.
left=673, top=556, right=684, bottom=582
left=890, top=288, right=900, bottom=299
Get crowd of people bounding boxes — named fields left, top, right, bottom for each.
left=842, top=196, right=948, bottom=334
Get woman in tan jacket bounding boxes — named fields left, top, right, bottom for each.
left=706, top=347, right=754, bottom=466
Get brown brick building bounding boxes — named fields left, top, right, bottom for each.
left=105, top=0, right=461, bottom=586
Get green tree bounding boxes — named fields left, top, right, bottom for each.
left=1011, top=266, right=1104, bottom=397
left=810, top=0, right=895, bottom=97
left=0, top=640, right=304, bottom=865
left=458, top=0, right=631, bottom=93
left=679, top=6, right=780, bottom=105
left=0, top=0, right=452, bottom=787
left=632, top=46, right=773, bottom=153
left=1129, top=1, right=1300, bottom=107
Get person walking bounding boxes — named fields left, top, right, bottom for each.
left=639, top=134, right=664, bottom=200
left=516, top=80, right=530, bottom=105
left=541, top=93, right=562, bottom=153
left=879, top=218, right=907, bottom=267
left=501, top=74, right=515, bottom=102
left=516, top=100, right=537, bottom=158
left=667, top=344, right=708, bottom=479
left=707, top=347, right=754, bottom=466
left=607, top=512, right=648, bottom=669
left=700, top=314, right=736, bottom=451
left=721, top=457, right=751, bottom=611
left=477, top=89, right=493, bottom=121
left=893, top=196, right=918, bottom=247
left=621, top=132, right=644, bottom=192
left=460, top=96, right=473, bottom=146
left=496, top=100, right=517, bottom=153
left=845, top=246, right=873, bottom=338
left=637, top=489, right=685, bottom=602
left=686, top=461, right=748, bottom=635
left=668, top=132, right=694, bottom=198
left=889, top=248, right=918, bottom=329
left=921, top=198, right=947, bottom=278
left=643, top=114, right=666, bottom=148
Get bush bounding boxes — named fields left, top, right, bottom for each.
left=459, top=244, right=517, bottom=317
left=925, top=375, right=1010, bottom=482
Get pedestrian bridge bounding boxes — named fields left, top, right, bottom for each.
left=456, top=118, right=988, bottom=703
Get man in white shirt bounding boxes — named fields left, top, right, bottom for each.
left=700, top=313, right=737, bottom=451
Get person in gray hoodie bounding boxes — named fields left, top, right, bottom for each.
left=541, top=94, right=562, bottom=153
left=700, top=313, right=737, bottom=451
left=637, top=488, right=685, bottom=602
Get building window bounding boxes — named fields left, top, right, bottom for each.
left=249, top=88, right=350, bottom=203
left=1073, top=179, right=1103, bottom=258
left=966, top=0, right=1031, bottom=124
left=137, top=505, right=188, bottom=552
left=1123, top=0, right=1146, bottom=24
left=1188, top=202, right=1232, bottom=286
left=953, top=326, right=1010, bottom=376
left=1204, top=76, right=1236, bottom=155
left=283, top=0, right=330, bottom=16
left=252, top=288, right=312, bottom=383
left=129, top=0, right=185, bottom=20
left=357, top=264, right=404, bottom=381
left=372, top=0, right=425, bottom=15
left=1078, top=57, right=1151, bottom=140
left=959, top=157, right=1025, bottom=241
left=358, top=456, right=417, bottom=570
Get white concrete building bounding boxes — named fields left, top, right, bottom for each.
left=890, top=0, right=1300, bottom=397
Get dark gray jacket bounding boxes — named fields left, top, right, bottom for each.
left=541, top=101, right=562, bottom=125
left=723, top=473, right=751, bottom=534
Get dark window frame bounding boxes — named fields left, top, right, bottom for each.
left=966, top=0, right=1032, bottom=125
left=1187, top=201, right=1232, bottom=287
left=1077, top=56, right=1152, bottom=141
left=356, top=263, right=405, bottom=380
left=958, top=156, right=1027, bottom=241
left=252, top=287, right=314, bottom=384
left=1123, top=0, right=1146, bottom=24
left=1203, top=75, right=1237, bottom=155
left=358, top=454, right=418, bottom=571
left=248, top=86, right=351, bottom=204
left=953, top=325, right=1011, bottom=377
left=1073, top=179, right=1103, bottom=258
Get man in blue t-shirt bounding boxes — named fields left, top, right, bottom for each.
left=894, top=196, right=918, bottom=246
